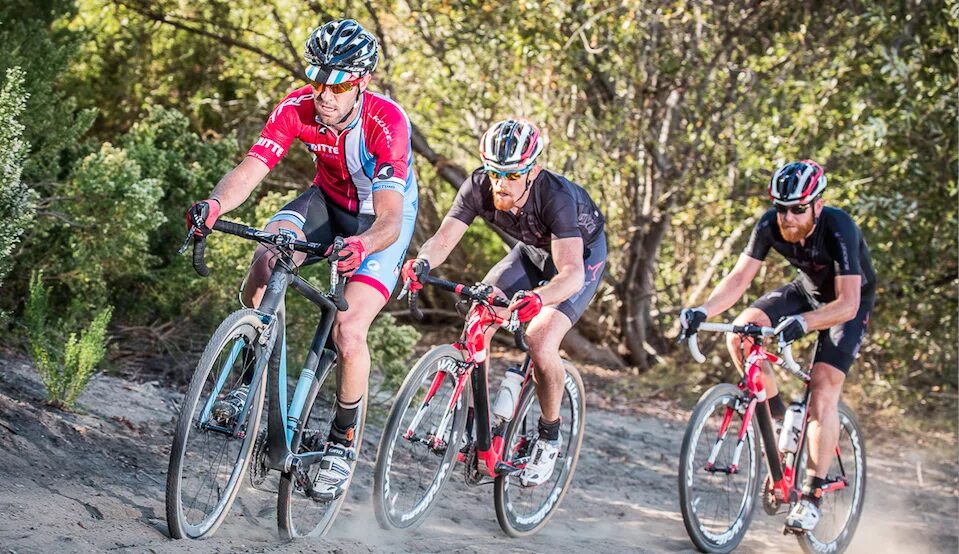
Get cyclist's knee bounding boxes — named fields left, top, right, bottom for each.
left=332, top=317, right=369, bottom=356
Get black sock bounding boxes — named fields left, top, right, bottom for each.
left=330, top=397, right=361, bottom=447
left=538, top=417, right=561, bottom=442
left=802, top=475, right=828, bottom=507
left=768, top=393, right=786, bottom=420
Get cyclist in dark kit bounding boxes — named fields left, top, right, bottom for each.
left=680, top=160, right=875, bottom=532
left=402, top=118, right=606, bottom=487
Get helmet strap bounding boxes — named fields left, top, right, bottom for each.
left=514, top=172, right=534, bottom=207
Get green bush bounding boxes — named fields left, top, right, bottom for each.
left=367, top=313, right=421, bottom=394
left=25, top=272, right=113, bottom=409
left=0, top=67, right=34, bottom=299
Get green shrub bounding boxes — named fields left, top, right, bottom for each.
left=25, top=272, right=113, bottom=409
left=0, top=67, right=34, bottom=300
left=367, top=313, right=421, bottom=393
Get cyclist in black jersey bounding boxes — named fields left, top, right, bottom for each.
left=679, top=160, right=875, bottom=533
left=401, top=118, right=606, bottom=487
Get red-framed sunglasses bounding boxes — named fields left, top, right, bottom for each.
left=308, top=78, right=362, bottom=95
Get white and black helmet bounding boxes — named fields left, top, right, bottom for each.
left=768, top=159, right=827, bottom=205
left=479, top=119, right=546, bottom=173
left=304, top=19, right=379, bottom=84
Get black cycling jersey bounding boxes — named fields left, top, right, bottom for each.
left=448, top=168, right=605, bottom=249
left=744, top=206, right=876, bottom=302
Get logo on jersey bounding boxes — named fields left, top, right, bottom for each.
left=371, top=113, right=394, bottom=148
left=376, top=163, right=395, bottom=180
left=255, top=137, right=285, bottom=157
left=269, top=93, right=313, bottom=123
left=307, top=143, right=339, bottom=155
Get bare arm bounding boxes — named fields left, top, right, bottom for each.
left=700, top=254, right=763, bottom=318
left=209, top=157, right=271, bottom=214
left=416, top=216, right=470, bottom=268
left=802, top=275, right=861, bottom=330
left=535, top=236, right=585, bottom=306
left=358, top=189, right=405, bottom=253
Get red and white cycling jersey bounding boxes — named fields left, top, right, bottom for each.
left=248, top=86, right=417, bottom=215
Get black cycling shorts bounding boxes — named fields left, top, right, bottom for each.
left=483, top=234, right=607, bottom=325
left=750, top=281, right=873, bottom=373
left=268, top=187, right=414, bottom=300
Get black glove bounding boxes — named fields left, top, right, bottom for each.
left=679, top=307, right=708, bottom=338
left=186, top=199, right=221, bottom=237
left=774, top=314, right=808, bottom=343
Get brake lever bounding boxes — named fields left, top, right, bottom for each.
left=178, top=227, right=198, bottom=255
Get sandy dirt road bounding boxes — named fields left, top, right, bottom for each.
left=1, top=355, right=955, bottom=553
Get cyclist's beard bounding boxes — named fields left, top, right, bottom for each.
left=493, top=190, right=515, bottom=211
left=778, top=216, right=814, bottom=243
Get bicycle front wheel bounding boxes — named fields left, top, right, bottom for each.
left=678, top=383, right=761, bottom=553
left=493, top=361, right=586, bottom=537
left=797, top=402, right=866, bottom=554
left=277, top=361, right=368, bottom=539
left=165, top=309, right=269, bottom=539
left=373, top=344, right=470, bottom=530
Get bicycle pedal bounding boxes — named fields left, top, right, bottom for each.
left=782, top=524, right=806, bottom=536
left=494, top=461, right=522, bottom=475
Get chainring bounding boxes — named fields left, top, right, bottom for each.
left=249, top=428, right=269, bottom=489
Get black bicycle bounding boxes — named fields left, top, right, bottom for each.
left=165, top=219, right=365, bottom=539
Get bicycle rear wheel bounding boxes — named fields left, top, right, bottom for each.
left=493, top=361, right=586, bottom=537
left=678, top=383, right=761, bottom=553
left=796, top=402, right=866, bottom=554
left=373, top=345, right=470, bottom=530
left=165, top=309, right=270, bottom=539
left=276, top=359, right=367, bottom=539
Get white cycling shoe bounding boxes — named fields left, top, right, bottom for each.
left=519, top=432, right=561, bottom=487
left=785, top=497, right=821, bottom=532
left=311, top=444, right=354, bottom=502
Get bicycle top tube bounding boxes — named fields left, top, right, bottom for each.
left=686, top=321, right=807, bottom=380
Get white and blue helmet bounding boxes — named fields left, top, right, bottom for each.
left=304, top=19, right=379, bottom=84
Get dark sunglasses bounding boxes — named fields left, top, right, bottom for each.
left=775, top=202, right=813, bottom=215
left=485, top=169, right=528, bottom=181
left=308, top=78, right=362, bottom=95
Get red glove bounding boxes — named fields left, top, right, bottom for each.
left=401, top=258, right=431, bottom=293
left=325, top=236, right=368, bottom=276
left=509, top=290, right=543, bottom=323
left=186, top=199, right=221, bottom=237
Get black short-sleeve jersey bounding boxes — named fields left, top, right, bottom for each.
left=447, top=168, right=605, bottom=249
left=743, top=206, right=876, bottom=301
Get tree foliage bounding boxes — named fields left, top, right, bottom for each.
left=0, top=67, right=33, bottom=299
left=0, top=0, right=954, bottom=425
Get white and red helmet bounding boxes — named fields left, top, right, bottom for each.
left=768, top=160, right=827, bottom=205
left=479, top=119, right=545, bottom=173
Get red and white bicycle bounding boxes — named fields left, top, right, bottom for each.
left=372, top=275, right=586, bottom=537
left=678, top=322, right=866, bottom=553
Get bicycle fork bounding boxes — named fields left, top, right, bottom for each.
left=404, top=360, right=468, bottom=452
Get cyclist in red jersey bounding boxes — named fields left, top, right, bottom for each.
left=186, top=19, right=418, bottom=499
left=679, top=160, right=875, bottom=532
left=401, top=119, right=606, bottom=487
